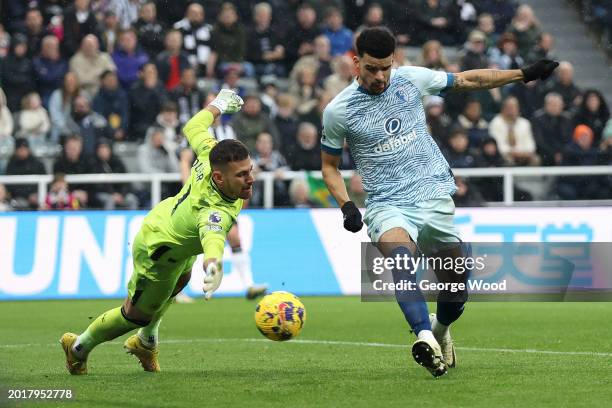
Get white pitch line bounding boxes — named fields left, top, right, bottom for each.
left=1, top=337, right=611, bottom=357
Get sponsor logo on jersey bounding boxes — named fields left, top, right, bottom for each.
left=374, top=130, right=417, bottom=153
left=396, top=88, right=409, bottom=103
left=383, top=117, right=402, bottom=135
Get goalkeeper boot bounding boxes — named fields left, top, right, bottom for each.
left=59, top=332, right=87, bottom=375
left=124, top=334, right=160, bottom=372
left=246, top=284, right=268, bottom=300
left=430, top=313, right=456, bottom=368
left=411, top=335, right=447, bottom=378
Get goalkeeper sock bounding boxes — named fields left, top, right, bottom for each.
left=138, top=297, right=174, bottom=348
left=231, top=246, right=254, bottom=287
left=73, top=306, right=140, bottom=359
left=391, top=246, right=431, bottom=335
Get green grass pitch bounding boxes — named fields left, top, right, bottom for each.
left=1, top=297, right=611, bottom=407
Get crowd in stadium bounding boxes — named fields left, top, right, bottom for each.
left=0, top=0, right=610, bottom=211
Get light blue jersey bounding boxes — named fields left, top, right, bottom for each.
left=322, top=66, right=457, bottom=208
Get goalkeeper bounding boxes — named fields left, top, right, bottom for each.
left=60, top=90, right=252, bottom=375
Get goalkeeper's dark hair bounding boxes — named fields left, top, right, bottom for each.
left=210, top=139, right=250, bottom=169
left=355, top=27, right=396, bottom=58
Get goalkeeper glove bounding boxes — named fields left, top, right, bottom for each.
left=203, top=261, right=223, bottom=300
left=209, top=89, right=244, bottom=114
left=521, top=59, right=559, bottom=83
left=341, top=201, right=363, bottom=233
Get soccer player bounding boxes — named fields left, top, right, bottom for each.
left=320, top=27, right=558, bottom=377
left=178, top=113, right=268, bottom=300
left=60, top=90, right=252, bottom=374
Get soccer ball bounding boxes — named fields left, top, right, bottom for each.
left=254, top=291, right=306, bottom=341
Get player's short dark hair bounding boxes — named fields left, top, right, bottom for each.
left=356, top=27, right=396, bottom=58
left=209, top=139, right=249, bottom=170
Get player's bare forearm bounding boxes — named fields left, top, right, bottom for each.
left=452, top=69, right=523, bottom=91
left=321, top=152, right=350, bottom=207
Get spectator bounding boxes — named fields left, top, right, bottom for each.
left=33, top=35, right=68, bottom=108
left=101, top=10, right=120, bottom=54
left=90, top=138, right=139, bottom=209
left=66, top=95, right=113, bottom=156
left=0, top=24, right=10, bottom=57
left=0, top=183, right=12, bottom=212
left=324, top=55, right=354, bottom=97
left=290, top=67, right=321, bottom=116
left=286, top=122, right=321, bottom=171
left=62, top=0, right=102, bottom=57
left=490, top=96, right=540, bottom=166
left=153, top=100, right=180, bottom=147
left=247, top=2, right=286, bottom=77
left=128, top=63, right=166, bottom=141
left=112, top=29, right=150, bottom=90
left=507, top=79, right=545, bottom=120
left=573, top=89, right=610, bottom=144
left=137, top=126, right=179, bottom=175
left=49, top=72, right=81, bottom=143
left=475, top=0, right=518, bottom=34
left=356, top=3, right=385, bottom=32
left=321, top=7, right=353, bottom=57
left=557, top=125, right=610, bottom=200
left=134, top=1, right=166, bottom=58
left=14, top=93, right=51, bottom=149
left=1, top=34, right=34, bottom=112
left=457, top=99, right=490, bottom=148
left=299, top=92, right=333, bottom=136
left=508, top=4, right=542, bottom=59
left=4, top=138, right=46, bottom=209
left=526, top=32, right=556, bottom=64
left=474, top=136, right=508, bottom=202
left=23, top=8, right=48, bottom=58
left=43, top=173, right=84, bottom=210
left=425, top=96, right=452, bottom=147
left=155, top=30, right=191, bottom=91
left=69, top=35, right=117, bottom=99
left=285, top=4, right=320, bottom=68
left=460, top=30, right=489, bottom=71
left=289, top=177, right=315, bottom=208
left=110, top=0, right=141, bottom=29
left=208, top=2, right=250, bottom=78
left=174, top=2, right=213, bottom=75
left=170, top=67, right=206, bottom=126
left=417, top=40, right=449, bottom=70
left=274, top=93, right=299, bottom=157
left=415, top=0, right=457, bottom=46
left=218, top=66, right=247, bottom=97
left=453, top=176, right=484, bottom=207
left=531, top=92, right=573, bottom=165
left=543, top=61, right=582, bottom=112
left=92, top=70, right=129, bottom=141
left=488, top=32, right=523, bottom=70
left=0, top=88, right=14, bottom=140
left=443, top=127, right=479, bottom=168
left=231, top=93, right=280, bottom=152
left=52, top=134, right=93, bottom=198
left=291, top=35, right=333, bottom=89
left=259, top=76, right=279, bottom=117
left=476, top=13, right=498, bottom=51
left=251, top=132, right=289, bottom=206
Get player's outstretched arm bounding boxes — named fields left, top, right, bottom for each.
left=182, top=90, right=244, bottom=156
left=322, top=151, right=363, bottom=232
left=452, top=59, right=559, bottom=91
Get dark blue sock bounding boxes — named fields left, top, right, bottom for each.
left=436, top=301, right=465, bottom=326
left=436, top=242, right=470, bottom=326
left=390, top=246, right=431, bottom=335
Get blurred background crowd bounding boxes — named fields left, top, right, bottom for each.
left=0, top=0, right=610, bottom=211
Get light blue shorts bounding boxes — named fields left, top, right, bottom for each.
left=363, top=196, right=461, bottom=255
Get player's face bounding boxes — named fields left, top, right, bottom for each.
left=355, top=53, right=393, bottom=95
left=219, top=158, right=254, bottom=200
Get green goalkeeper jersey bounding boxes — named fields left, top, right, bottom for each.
left=140, top=109, right=243, bottom=262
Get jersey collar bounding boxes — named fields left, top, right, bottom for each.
left=210, top=177, right=238, bottom=203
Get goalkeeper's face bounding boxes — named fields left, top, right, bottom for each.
left=355, top=53, right=393, bottom=95
left=217, top=158, right=254, bottom=200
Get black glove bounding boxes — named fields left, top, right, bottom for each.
left=341, top=201, right=363, bottom=233
left=521, top=59, right=559, bottom=83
